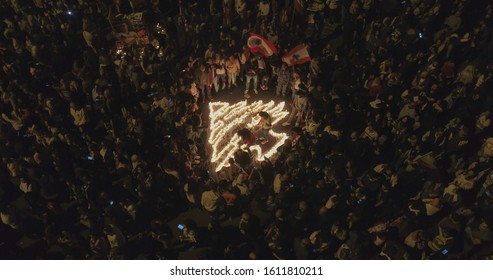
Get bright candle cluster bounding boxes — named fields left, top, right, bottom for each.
left=208, top=100, right=290, bottom=172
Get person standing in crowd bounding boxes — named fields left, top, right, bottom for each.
left=213, top=53, right=227, bottom=93
left=244, top=56, right=259, bottom=98
left=255, top=111, right=272, bottom=144
left=225, top=55, right=240, bottom=90
left=238, top=46, right=250, bottom=81
left=196, top=61, right=214, bottom=102
left=274, top=63, right=291, bottom=97
left=283, top=87, right=308, bottom=127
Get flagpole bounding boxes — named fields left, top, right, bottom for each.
left=290, top=0, right=296, bottom=30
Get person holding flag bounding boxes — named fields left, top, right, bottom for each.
left=282, top=43, right=311, bottom=66
left=274, top=63, right=291, bottom=97
left=239, top=46, right=250, bottom=82
left=247, top=33, right=277, bottom=57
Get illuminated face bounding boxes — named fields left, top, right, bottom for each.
left=208, top=100, right=289, bottom=172
left=483, top=138, right=493, bottom=157
left=477, top=113, right=491, bottom=129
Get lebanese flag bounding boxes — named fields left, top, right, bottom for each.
left=282, top=44, right=311, bottom=65
left=247, top=33, right=277, bottom=57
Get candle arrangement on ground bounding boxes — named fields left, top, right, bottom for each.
left=208, top=100, right=290, bottom=172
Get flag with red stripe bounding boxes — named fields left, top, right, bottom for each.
left=281, top=44, right=311, bottom=65
left=247, top=33, right=277, bottom=57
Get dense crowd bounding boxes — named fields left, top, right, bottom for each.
left=1, top=0, right=493, bottom=260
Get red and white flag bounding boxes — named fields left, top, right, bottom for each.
left=282, top=44, right=311, bottom=65
left=247, top=33, right=277, bottom=57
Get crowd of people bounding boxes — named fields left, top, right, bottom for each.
left=1, top=0, right=493, bottom=260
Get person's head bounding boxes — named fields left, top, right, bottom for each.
left=290, top=127, right=302, bottom=138
left=334, top=103, right=343, bottom=114
left=350, top=131, right=358, bottom=141
left=6, top=159, right=19, bottom=175
left=477, top=111, right=491, bottom=130
left=458, top=125, right=468, bottom=138
left=298, top=200, right=308, bottom=212
left=346, top=160, right=353, bottom=172
left=300, top=237, right=311, bottom=247
left=259, top=111, right=270, bottom=119
left=408, top=135, right=418, bottom=146
left=280, top=172, right=289, bottom=182
left=378, top=134, right=388, bottom=145
left=240, top=212, right=250, bottom=223
left=275, top=209, right=284, bottom=220
left=237, top=128, right=250, bottom=139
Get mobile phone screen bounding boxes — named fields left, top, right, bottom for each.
left=177, top=224, right=185, bottom=230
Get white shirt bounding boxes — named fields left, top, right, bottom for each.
left=201, top=190, right=220, bottom=212
left=258, top=2, right=270, bottom=16
left=70, top=107, right=87, bottom=127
